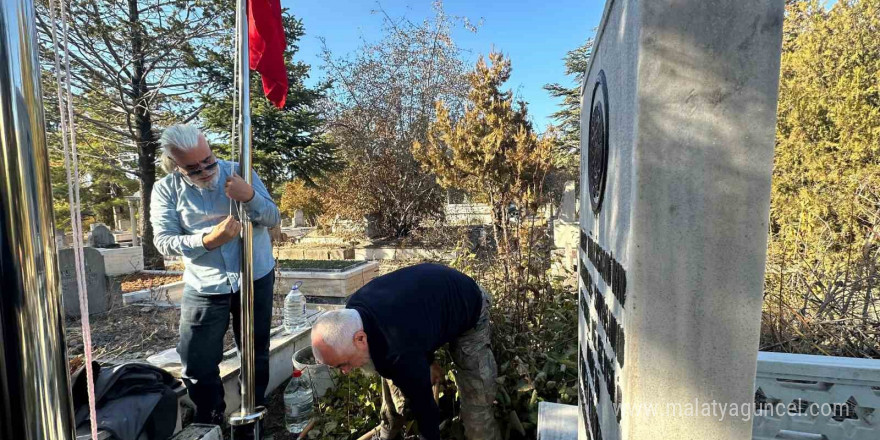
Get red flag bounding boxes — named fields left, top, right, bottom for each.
left=248, top=0, right=288, bottom=108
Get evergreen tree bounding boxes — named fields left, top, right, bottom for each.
left=543, top=38, right=593, bottom=171
left=414, top=51, right=555, bottom=294
left=200, top=12, right=337, bottom=194
left=765, top=0, right=880, bottom=354
left=37, top=0, right=226, bottom=268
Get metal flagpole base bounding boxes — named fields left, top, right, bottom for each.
left=229, top=406, right=266, bottom=440
left=229, top=405, right=266, bottom=426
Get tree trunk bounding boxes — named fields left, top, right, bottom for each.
left=130, top=0, right=164, bottom=269
left=109, top=183, right=121, bottom=229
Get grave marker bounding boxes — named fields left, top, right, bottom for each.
left=577, top=1, right=784, bottom=439
left=59, top=247, right=108, bottom=317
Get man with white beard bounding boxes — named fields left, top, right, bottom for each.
left=150, top=124, right=280, bottom=426
left=311, top=264, right=501, bottom=440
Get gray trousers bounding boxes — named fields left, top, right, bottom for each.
left=380, top=288, right=501, bottom=440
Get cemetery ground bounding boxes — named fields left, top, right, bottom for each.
left=62, top=250, right=478, bottom=370
left=62, top=229, right=581, bottom=440
left=60, top=214, right=880, bottom=439
left=61, top=227, right=880, bottom=439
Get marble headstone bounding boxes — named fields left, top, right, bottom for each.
left=577, top=1, right=784, bottom=439
left=293, top=209, right=306, bottom=227
left=59, top=247, right=108, bottom=317
left=558, top=180, right=579, bottom=224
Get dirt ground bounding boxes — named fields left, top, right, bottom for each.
left=67, top=273, right=289, bottom=371
left=117, top=272, right=183, bottom=293
left=66, top=304, right=182, bottom=370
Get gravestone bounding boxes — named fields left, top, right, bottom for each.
left=87, top=223, right=117, bottom=248
left=577, top=1, right=783, bottom=440
left=364, top=213, right=381, bottom=239
left=553, top=181, right=581, bottom=277
left=59, top=247, right=108, bottom=317
left=293, top=209, right=306, bottom=227
left=558, top=181, right=579, bottom=223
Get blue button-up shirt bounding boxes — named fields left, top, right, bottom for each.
left=150, top=160, right=280, bottom=294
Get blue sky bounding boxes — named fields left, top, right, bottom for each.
left=282, top=0, right=606, bottom=130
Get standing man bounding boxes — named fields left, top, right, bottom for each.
left=311, top=263, right=501, bottom=440
left=151, top=124, right=280, bottom=424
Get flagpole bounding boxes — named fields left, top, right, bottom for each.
left=229, top=0, right=265, bottom=435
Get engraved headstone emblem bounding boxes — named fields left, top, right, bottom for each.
left=588, top=70, right=610, bottom=214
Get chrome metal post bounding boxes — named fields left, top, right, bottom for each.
left=228, top=0, right=264, bottom=434
left=0, top=1, right=76, bottom=439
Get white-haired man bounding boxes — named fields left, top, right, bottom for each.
left=312, top=263, right=500, bottom=440
left=150, top=124, right=280, bottom=425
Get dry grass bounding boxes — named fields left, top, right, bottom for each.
left=66, top=305, right=181, bottom=367
left=117, top=272, right=182, bottom=293
left=761, top=249, right=880, bottom=358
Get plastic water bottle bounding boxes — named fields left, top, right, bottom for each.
left=283, top=281, right=308, bottom=334
left=284, top=369, right=314, bottom=434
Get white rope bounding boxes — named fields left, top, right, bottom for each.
left=229, top=8, right=241, bottom=217
left=47, top=0, right=99, bottom=439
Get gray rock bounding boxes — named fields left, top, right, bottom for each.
left=87, top=222, right=117, bottom=248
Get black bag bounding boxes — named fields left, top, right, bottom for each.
left=71, top=361, right=182, bottom=440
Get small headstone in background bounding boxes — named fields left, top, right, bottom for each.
left=87, top=223, right=117, bottom=248
left=364, top=213, right=381, bottom=239
left=557, top=180, right=578, bottom=223
left=59, top=247, right=108, bottom=317
left=293, top=209, right=306, bottom=227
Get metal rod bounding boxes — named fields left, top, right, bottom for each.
left=0, top=1, right=76, bottom=439
left=229, top=0, right=262, bottom=430
left=238, top=0, right=256, bottom=413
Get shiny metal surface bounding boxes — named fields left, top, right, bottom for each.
left=0, top=1, right=76, bottom=439
left=228, top=405, right=266, bottom=426
left=235, top=0, right=257, bottom=419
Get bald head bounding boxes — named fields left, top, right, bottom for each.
left=311, top=309, right=371, bottom=374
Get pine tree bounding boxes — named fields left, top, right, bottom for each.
left=200, top=12, right=337, bottom=194
left=414, top=51, right=555, bottom=294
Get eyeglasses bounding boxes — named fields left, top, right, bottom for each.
left=178, top=155, right=219, bottom=177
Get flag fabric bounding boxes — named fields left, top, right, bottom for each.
left=248, top=0, right=288, bottom=108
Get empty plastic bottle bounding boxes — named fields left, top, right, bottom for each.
left=283, top=281, right=308, bottom=334
left=283, top=369, right=314, bottom=434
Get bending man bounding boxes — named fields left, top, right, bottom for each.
left=312, top=263, right=500, bottom=440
